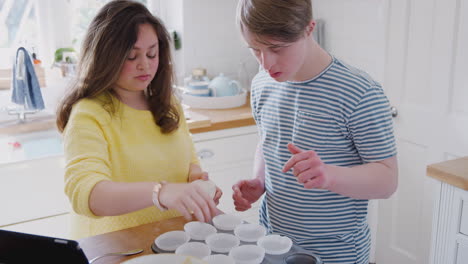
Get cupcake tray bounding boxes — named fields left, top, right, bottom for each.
left=151, top=229, right=319, bottom=264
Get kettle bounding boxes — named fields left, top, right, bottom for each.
left=208, top=73, right=242, bottom=97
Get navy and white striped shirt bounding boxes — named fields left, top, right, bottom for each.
left=251, top=56, right=396, bottom=264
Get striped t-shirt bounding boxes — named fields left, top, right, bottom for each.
left=251, top=56, right=396, bottom=264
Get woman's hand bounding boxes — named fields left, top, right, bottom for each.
left=159, top=182, right=218, bottom=222
left=188, top=164, right=223, bottom=205
left=282, top=143, right=334, bottom=190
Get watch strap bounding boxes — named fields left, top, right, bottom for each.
left=152, top=181, right=168, bottom=211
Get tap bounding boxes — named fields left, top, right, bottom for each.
left=2, top=106, right=39, bottom=123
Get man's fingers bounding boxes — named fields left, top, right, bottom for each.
left=303, top=177, right=323, bottom=189
left=283, top=149, right=318, bottom=173
left=233, top=190, right=250, bottom=207
left=234, top=204, right=251, bottom=211
left=282, top=152, right=308, bottom=173
left=287, top=143, right=303, bottom=154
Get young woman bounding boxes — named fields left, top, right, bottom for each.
left=232, top=1, right=398, bottom=263
left=57, top=0, right=221, bottom=239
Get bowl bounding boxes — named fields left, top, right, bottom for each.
left=256, top=234, right=293, bottom=255
left=180, top=88, right=247, bottom=109
left=212, top=214, right=242, bottom=231
left=229, top=245, right=265, bottom=264
left=203, top=254, right=236, bottom=264
left=175, top=242, right=211, bottom=259
left=205, top=233, right=240, bottom=253
left=184, top=89, right=211, bottom=97
left=184, top=221, right=217, bottom=240
left=234, top=223, right=266, bottom=242
left=154, top=230, right=190, bottom=251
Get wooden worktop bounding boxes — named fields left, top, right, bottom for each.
left=187, top=103, right=255, bottom=133
left=78, top=216, right=190, bottom=263
left=427, top=156, right=468, bottom=191
left=0, top=103, right=254, bottom=135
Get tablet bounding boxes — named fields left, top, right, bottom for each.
left=0, top=229, right=88, bottom=264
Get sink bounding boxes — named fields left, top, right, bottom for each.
left=0, top=129, right=62, bottom=164
left=0, top=106, right=56, bottom=136
left=0, top=106, right=55, bottom=126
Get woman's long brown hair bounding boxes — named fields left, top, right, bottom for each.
left=56, top=0, right=179, bottom=133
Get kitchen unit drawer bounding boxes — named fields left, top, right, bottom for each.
left=194, top=127, right=258, bottom=171
left=460, top=200, right=468, bottom=236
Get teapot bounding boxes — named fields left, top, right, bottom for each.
left=208, top=73, right=242, bottom=97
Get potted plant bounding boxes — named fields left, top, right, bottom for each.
left=53, top=47, right=77, bottom=77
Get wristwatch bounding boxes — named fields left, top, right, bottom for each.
left=152, top=181, right=168, bottom=211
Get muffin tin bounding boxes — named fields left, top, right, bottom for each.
left=152, top=214, right=322, bottom=264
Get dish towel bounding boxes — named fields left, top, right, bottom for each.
left=11, top=47, right=45, bottom=110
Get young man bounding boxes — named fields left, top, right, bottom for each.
left=232, top=1, right=398, bottom=263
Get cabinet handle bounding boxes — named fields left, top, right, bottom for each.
left=197, top=149, right=214, bottom=160
left=390, top=106, right=398, bottom=118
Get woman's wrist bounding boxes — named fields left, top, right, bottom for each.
left=152, top=181, right=168, bottom=211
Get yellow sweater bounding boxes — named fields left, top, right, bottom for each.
left=63, top=93, right=198, bottom=239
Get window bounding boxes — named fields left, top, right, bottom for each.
left=0, top=0, right=150, bottom=69
left=0, top=0, right=40, bottom=68
left=70, top=0, right=148, bottom=54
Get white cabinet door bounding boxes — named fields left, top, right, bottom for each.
left=0, top=156, right=69, bottom=226
left=208, top=162, right=257, bottom=213
left=194, top=126, right=260, bottom=222
left=377, top=0, right=468, bottom=263
left=456, top=239, right=468, bottom=264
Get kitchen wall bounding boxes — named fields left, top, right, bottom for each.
left=160, top=0, right=388, bottom=89
left=313, top=0, right=388, bottom=83
left=156, top=0, right=259, bottom=89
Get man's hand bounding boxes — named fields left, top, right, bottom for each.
left=282, top=143, right=334, bottom=190
left=232, top=178, right=265, bottom=211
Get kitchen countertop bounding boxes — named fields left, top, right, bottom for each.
left=0, top=102, right=255, bottom=135
left=427, top=156, right=468, bottom=191
left=78, top=216, right=191, bottom=263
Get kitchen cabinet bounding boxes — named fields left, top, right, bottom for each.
left=428, top=157, right=468, bottom=264
left=0, top=125, right=259, bottom=239
left=192, top=125, right=260, bottom=223
left=0, top=130, right=70, bottom=238
left=430, top=183, right=468, bottom=264
left=0, top=156, right=69, bottom=226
